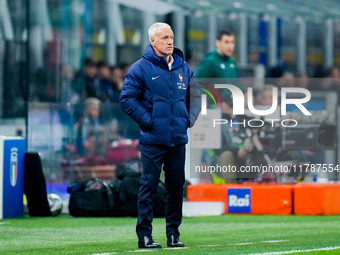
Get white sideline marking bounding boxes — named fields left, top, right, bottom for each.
left=91, top=253, right=116, bottom=255
left=248, top=246, right=340, bottom=255
left=228, top=242, right=253, bottom=245
left=163, top=247, right=189, bottom=250
left=0, top=222, right=10, bottom=225
left=126, top=250, right=155, bottom=253
left=262, top=240, right=289, bottom=243
left=200, top=245, right=222, bottom=247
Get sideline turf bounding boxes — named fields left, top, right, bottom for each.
left=1, top=214, right=340, bottom=254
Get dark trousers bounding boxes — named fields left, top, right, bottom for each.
left=136, top=144, right=185, bottom=239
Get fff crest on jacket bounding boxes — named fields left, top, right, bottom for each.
left=177, top=74, right=186, bottom=90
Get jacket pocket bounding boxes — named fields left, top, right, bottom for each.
left=139, top=110, right=152, bottom=131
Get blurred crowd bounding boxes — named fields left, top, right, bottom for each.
left=30, top=58, right=340, bottom=105
left=266, top=65, right=340, bottom=92
left=26, top=55, right=340, bottom=173
left=32, top=58, right=137, bottom=162
left=33, top=58, right=130, bottom=105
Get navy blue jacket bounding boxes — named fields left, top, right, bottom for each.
left=120, top=44, right=201, bottom=146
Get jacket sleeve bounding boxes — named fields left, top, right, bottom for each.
left=187, top=69, right=201, bottom=128
left=119, top=65, right=152, bottom=130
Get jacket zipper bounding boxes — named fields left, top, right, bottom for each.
left=169, top=70, right=174, bottom=147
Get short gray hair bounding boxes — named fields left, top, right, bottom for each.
left=148, top=22, right=171, bottom=42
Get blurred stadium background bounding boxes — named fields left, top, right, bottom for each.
left=2, top=1, right=340, bottom=254
left=1, top=0, right=340, bottom=213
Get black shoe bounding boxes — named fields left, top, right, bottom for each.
left=167, top=234, right=185, bottom=247
left=138, top=236, right=162, bottom=248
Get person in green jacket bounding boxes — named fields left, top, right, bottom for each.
left=195, top=29, right=237, bottom=79
left=196, top=30, right=253, bottom=184
left=195, top=29, right=241, bottom=106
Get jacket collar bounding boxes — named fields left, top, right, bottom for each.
left=213, top=49, right=231, bottom=62
left=142, top=44, right=184, bottom=70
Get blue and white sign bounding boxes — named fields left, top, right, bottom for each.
left=0, top=136, right=26, bottom=219
left=227, top=188, right=251, bottom=213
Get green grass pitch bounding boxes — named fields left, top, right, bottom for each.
left=1, top=214, right=340, bottom=254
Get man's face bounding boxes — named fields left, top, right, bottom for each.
left=87, top=105, right=99, bottom=120
left=150, top=28, right=174, bottom=57
left=216, top=35, right=235, bottom=57
left=98, top=66, right=110, bottom=79
left=261, top=89, right=273, bottom=106
left=84, top=65, right=96, bottom=78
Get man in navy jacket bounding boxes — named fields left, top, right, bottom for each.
left=120, top=22, right=201, bottom=249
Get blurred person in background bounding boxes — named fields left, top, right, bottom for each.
left=108, top=118, right=122, bottom=143
left=296, top=72, right=310, bottom=89
left=120, top=22, right=201, bottom=249
left=195, top=29, right=247, bottom=109
left=120, top=63, right=131, bottom=77
left=278, top=71, right=295, bottom=87
left=255, top=85, right=275, bottom=106
left=195, top=29, right=251, bottom=183
left=253, top=85, right=279, bottom=182
left=320, top=66, right=340, bottom=91
left=195, top=29, right=237, bottom=79
left=97, top=61, right=119, bottom=103
left=72, top=97, right=109, bottom=159
left=111, top=66, right=124, bottom=101
left=267, top=66, right=284, bottom=79
left=59, top=64, right=78, bottom=104
left=34, top=67, right=58, bottom=102
left=212, top=93, right=254, bottom=184
left=73, top=58, right=99, bottom=100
